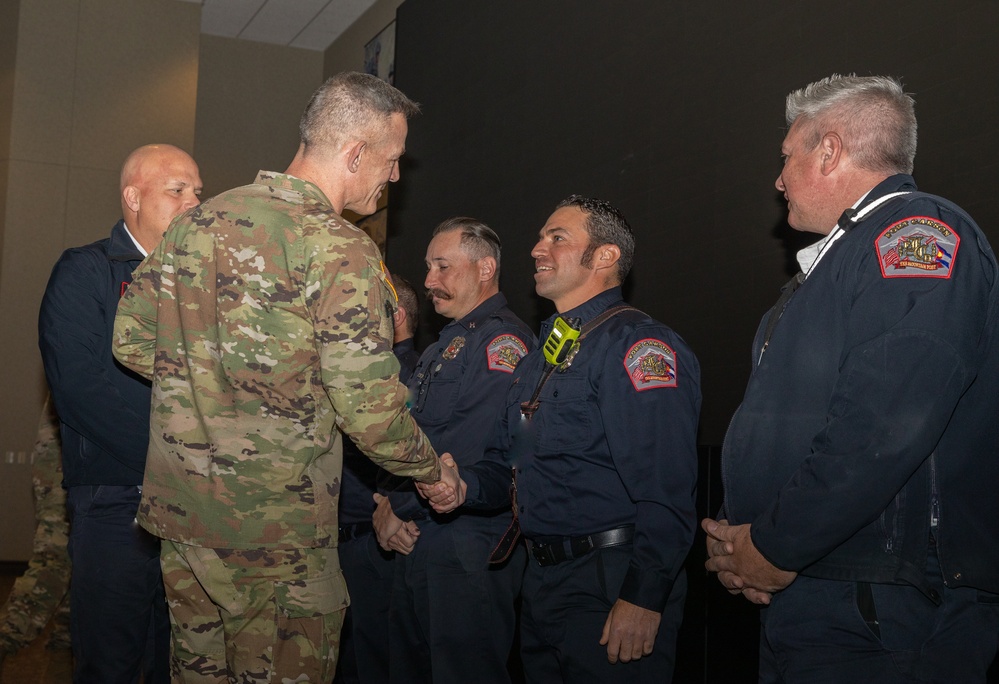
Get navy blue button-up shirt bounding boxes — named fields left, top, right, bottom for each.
left=467, top=287, right=701, bottom=611
left=390, top=292, right=535, bottom=521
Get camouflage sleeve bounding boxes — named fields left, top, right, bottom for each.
left=31, top=396, right=65, bottom=515
left=307, top=231, right=441, bottom=484
left=112, top=251, right=161, bottom=380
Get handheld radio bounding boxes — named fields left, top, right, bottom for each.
left=542, top=316, right=581, bottom=366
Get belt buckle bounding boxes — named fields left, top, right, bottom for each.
left=529, top=541, right=556, bottom=567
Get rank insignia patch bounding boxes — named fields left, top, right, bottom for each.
left=624, top=338, right=677, bottom=390
left=487, top=334, right=529, bottom=373
left=876, top=216, right=959, bottom=279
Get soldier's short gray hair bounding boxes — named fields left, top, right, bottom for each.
left=432, top=217, right=502, bottom=280
left=300, top=72, right=420, bottom=153
left=785, top=74, right=917, bottom=175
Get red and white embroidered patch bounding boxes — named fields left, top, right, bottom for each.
left=486, top=334, right=528, bottom=373
left=624, top=338, right=677, bottom=390
left=875, top=216, right=959, bottom=279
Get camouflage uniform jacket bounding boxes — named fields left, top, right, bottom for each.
left=113, top=171, right=440, bottom=550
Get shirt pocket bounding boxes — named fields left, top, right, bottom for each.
left=535, top=375, right=593, bottom=454
left=412, top=361, right=462, bottom=427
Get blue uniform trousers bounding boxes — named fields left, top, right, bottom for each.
left=336, top=531, right=394, bottom=683
left=389, top=518, right=524, bottom=684
left=760, top=552, right=999, bottom=683
left=66, top=484, right=169, bottom=684
left=520, top=544, right=686, bottom=684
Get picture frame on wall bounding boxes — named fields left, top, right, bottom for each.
left=364, top=21, right=396, bottom=85
left=357, top=20, right=397, bottom=254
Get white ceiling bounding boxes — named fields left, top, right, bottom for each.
left=177, top=0, right=379, bottom=52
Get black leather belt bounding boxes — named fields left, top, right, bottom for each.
left=526, top=525, right=634, bottom=567
left=338, top=521, right=374, bottom=543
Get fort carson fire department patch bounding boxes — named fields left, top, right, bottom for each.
left=876, top=216, right=959, bottom=279
left=624, top=338, right=677, bottom=391
left=487, top=334, right=529, bottom=373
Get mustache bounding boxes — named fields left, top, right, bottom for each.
left=426, top=288, right=453, bottom=301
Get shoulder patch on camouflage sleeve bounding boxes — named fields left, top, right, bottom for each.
left=486, top=334, right=529, bottom=373
left=624, top=338, right=677, bottom=390
left=876, top=216, right=960, bottom=279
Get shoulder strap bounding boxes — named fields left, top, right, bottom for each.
left=578, top=304, right=638, bottom=340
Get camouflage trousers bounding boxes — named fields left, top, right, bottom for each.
left=0, top=401, right=71, bottom=655
left=161, top=540, right=348, bottom=683
left=0, top=504, right=71, bottom=654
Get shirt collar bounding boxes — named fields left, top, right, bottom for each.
left=120, top=221, right=148, bottom=257
left=795, top=173, right=918, bottom=276
left=254, top=170, right=335, bottom=209
left=795, top=189, right=874, bottom=276
left=541, top=286, right=625, bottom=336
left=108, top=220, right=146, bottom=262
left=393, top=337, right=416, bottom=357
left=442, top=292, right=508, bottom=334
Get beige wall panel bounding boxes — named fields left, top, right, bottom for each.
left=0, top=160, right=9, bottom=261
left=324, top=0, right=405, bottom=74
left=0, top=0, right=20, bottom=163
left=0, top=2, right=201, bottom=536
left=0, top=460, right=35, bottom=561
left=194, top=35, right=323, bottom=198
left=64, top=165, right=122, bottom=249
left=0, top=159, right=69, bottom=458
left=8, top=0, right=80, bottom=165
left=71, top=0, right=200, bottom=171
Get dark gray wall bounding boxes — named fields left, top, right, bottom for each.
left=386, top=0, right=999, bottom=445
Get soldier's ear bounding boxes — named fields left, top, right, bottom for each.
left=347, top=141, right=365, bottom=173
left=122, top=185, right=140, bottom=213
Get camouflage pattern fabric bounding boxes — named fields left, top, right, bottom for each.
left=0, top=397, right=71, bottom=655
left=161, top=540, right=345, bottom=683
left=113, top=171, right=440, bottom=551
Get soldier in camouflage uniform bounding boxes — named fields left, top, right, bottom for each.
left=113, top=72, right=461, bottom=683
left=0, top=397, right=71, bottom=671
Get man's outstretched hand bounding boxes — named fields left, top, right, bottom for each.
left=415, top=453, right=467, bottom=513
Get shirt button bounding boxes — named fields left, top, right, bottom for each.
left=553, top=390, right=559, bottom=398
left=954, top=572, right=962, bottom=580
left=519, top=505, right=524, bottom=513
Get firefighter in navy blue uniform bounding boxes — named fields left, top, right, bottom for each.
left=336, top=276, right=421, bottom=684
left=445, top=196, right=701, bottom=684
left=38, top=144, right=201, bottom=684
left=374, top=218, right=535, bottom=684
left=704, top=74, right=999, bottom=683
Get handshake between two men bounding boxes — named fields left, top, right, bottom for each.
left=372, top=454, right=468, bottom=554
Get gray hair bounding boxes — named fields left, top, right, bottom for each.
left=556, top=195, right=635, bottom=283
left=432, top=217, right=502, bottom=279
left=785, top=74, right=917, bottom=175
left=299, top=72, right=420, bottom=153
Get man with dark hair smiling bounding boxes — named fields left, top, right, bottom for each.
left=427, top=197, right=701, bottom=683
